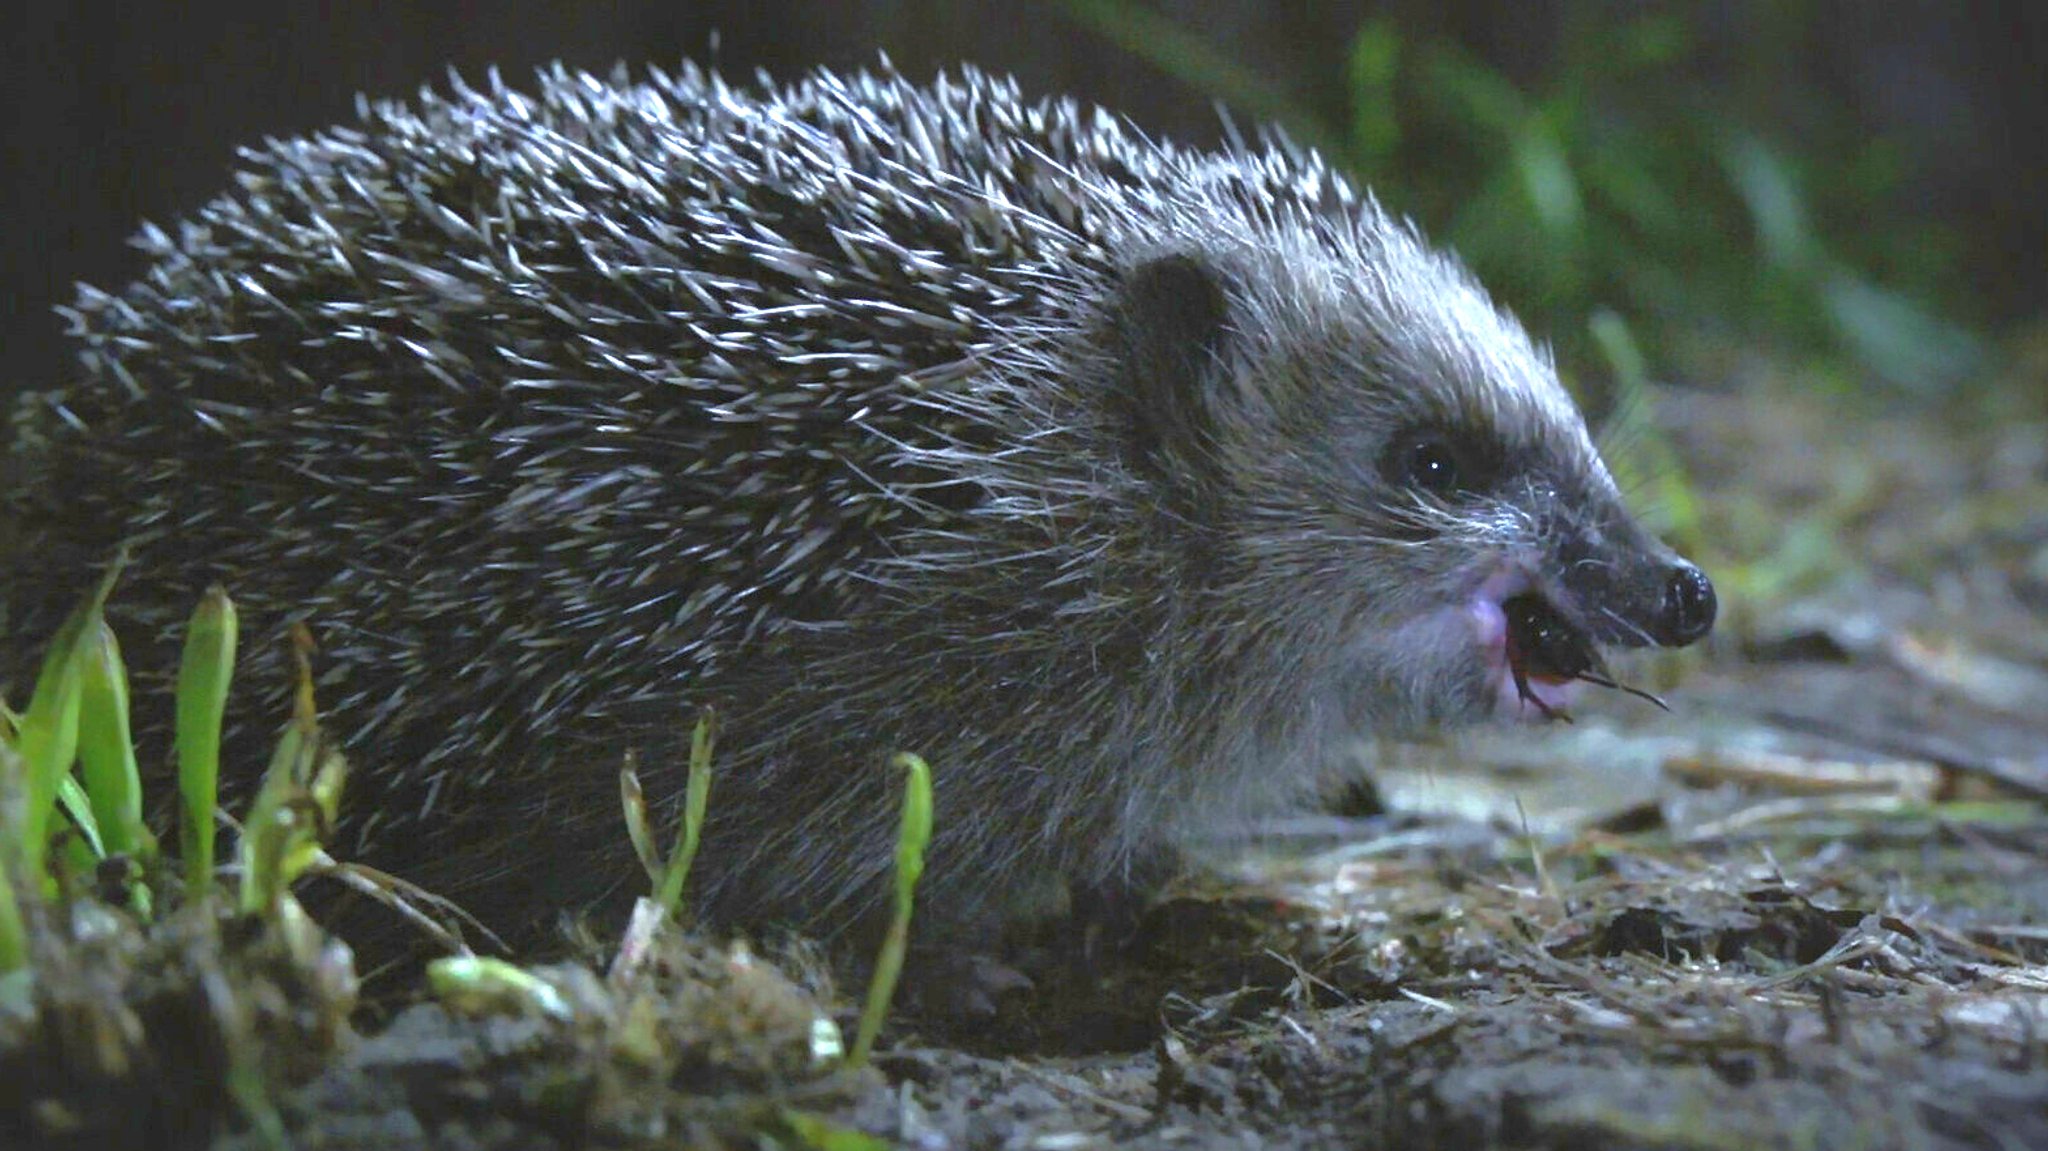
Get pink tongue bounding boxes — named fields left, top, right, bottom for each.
left=1468, top=572, right=1583, bottom=720
left=1496, top=666, right=1581, bottom=720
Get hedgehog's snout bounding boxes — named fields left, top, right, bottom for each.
left=1544, top=507, right=1716, bottom=655
left=1649, top=559, right=1715, bottom=647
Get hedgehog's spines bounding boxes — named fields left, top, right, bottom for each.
left=1, top=58, right=1668, bottom=946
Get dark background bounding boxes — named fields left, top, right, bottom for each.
left=6, top=1, right=2043, bottom=394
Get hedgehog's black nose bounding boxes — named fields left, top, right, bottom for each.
left=1652, top=561, right=1716, bottom=647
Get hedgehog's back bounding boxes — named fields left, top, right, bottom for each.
left=0, top=63, right=1147, bottom=936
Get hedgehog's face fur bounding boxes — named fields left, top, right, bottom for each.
left=1109, top=231, right=1714, bottom=741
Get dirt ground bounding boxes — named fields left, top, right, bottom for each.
left=7, top=344, right=2048, bottom=1150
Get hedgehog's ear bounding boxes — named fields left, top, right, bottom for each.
left=1113, top=252, right=1235, bottom=472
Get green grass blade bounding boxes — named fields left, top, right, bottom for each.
left=849, top=752, right=933, bottom=1067
left=619, top=752, right=663, bottom=888
left=54, top=775, right=105, bottom=859
left=176, top=587, right=238, bottom=896
left=1720, top=131, right=1815, bottom=273
left=237, top=721, right=306, bottom=916
left=76, top=620, right=153, bottom=861
left=10, top=597, right=98, bottom=887
left=236, top=621, right=341, bottom=915
left=1344, top=18, right=1403, bottom=165
left=891, top=754, right=933, bottom=890
left=655, top=710, right=716, bottom=914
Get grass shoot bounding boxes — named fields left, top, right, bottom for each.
left=176, top=585, right=237, bottom=895
left=849, top=751, right=933, bottom=1068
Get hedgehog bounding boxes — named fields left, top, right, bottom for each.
left=1, top=60, right=1714, bottom=951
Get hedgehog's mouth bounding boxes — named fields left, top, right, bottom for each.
left=1468, top=571, right=1667, bottom=723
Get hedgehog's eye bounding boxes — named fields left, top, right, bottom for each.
left=1387, top=432, right=1468, bottom=496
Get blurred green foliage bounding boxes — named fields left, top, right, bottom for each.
left=1058, top=2, right=1986, bottom=397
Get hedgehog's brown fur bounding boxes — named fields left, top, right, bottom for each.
left=2, top=61, right=1712, bottom=947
